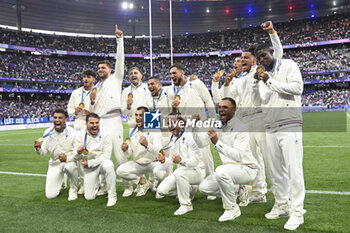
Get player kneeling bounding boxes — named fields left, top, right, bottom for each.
left=156, top=114, right=206, bottom=215
left=73, top=113, right=117, bottom=207
left=117, top=106, right=169, bottom=197
left=193, top=98, right=258, bottom=221
left=34, top=108, right=78, bottom=201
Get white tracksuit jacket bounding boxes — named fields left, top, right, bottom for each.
left=67, top=87, right=92, bottom=130
left=73, top=130, right=113, bottom=168
left=121, top=82, right=153, bottom=128
left=37, top=126, right=77, bottom=165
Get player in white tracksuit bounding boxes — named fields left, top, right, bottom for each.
left=73, top=113, right=117, bottom=207
left=33, top=108, right=78, bottom=201
left=89, top=25, right=125, bottom=166
left=121, top=67, right=153, bottom=132
left=147, top=77, right=173, bottom=191
left=193, top=98, right=258, bottom=221
left=117, top=106, right=168, bottom=197
left=252, top=43, right=305, bottom=231
left=157, top=115, right=206, bottom=216
left=168, top=64, right=216, bottom=181
left=211, top=57, right=243, bottom=104
left=212, top=22, right=284, bottom=203
left=67, top=69, right=96, bottom=194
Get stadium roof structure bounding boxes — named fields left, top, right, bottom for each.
left=0, top=0, right=349, bottom=36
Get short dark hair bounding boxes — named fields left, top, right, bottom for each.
left=52, top=108, right=68, bottom=118
left=82, top=69, right=96, bottom=78
left=169, top=63, right=184, bottom=71
left=129, top=67, right=141, bottom=73
left=136, top=106, right=149, bottom=112
left=221, top=97, right=237, bottom=108
left=147, top=76, right=161, bottom=83
left=254, top=43, right=271, bottom=55
left=243, top=45, right=256, bottom=56
left=98, top=60, right=112, bottom=69
left=86, top=113, right=100, bottom=122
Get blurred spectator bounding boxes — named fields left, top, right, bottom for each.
left=302, top=89, right=349, bottom=106
left=0, top=14, right=349, bottom=54
left=0, top=100, right=67, bottom=118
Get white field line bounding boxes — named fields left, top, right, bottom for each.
left=0, top=171, right=349, bottom=196
left=346, top=112, right=350, bottom=119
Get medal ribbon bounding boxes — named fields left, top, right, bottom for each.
left=128, top=126, right=139, bottom=139
left=84, top=132, right=88, bottom=149
left=173, top=79, right=187, bottom=96
left=161, top=128, right=185, bottom=151
left=81, top=88, right=93, bottom=104
left=129, top=82, right=143, bottom=95
left=153, top=88, right=163, bottom=110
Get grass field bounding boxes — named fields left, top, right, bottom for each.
left=0, top=112, right=349, bottom=233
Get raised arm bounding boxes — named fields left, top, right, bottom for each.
left=261, top=21, right=283, bottom=59
left=114, top=24, right=124, bottom=79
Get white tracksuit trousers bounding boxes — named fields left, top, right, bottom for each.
left=265, top=126, right=306, bottom=216
left=157, top=167, right=205, bottom=206
left=100, top=115, right=126, bottom=166
left=45, top=162, right=78, bottom=199
left=83, top=160, right=116, bottom=200
left=116, top=161, right=170, bottom=186
left=245, top=118, right=268, bottom=195
left=208, top=164, right=257, bottom=210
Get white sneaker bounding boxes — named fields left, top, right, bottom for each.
left=68, top=188, right=78, bottom=201
left=78, top=186, right=84, bottom=195
left=97, top=186, right=107, bottom=196
left=122, top=186, right=133, bottom=197
left=284, top=215, right=304, bottom=231
left=106, top=193, right=117, bottom=207
left=238, top=185, right=249, bottom=207
left=207, top=196, right=217, bottom=201
left=174, top=205, right=193, bottom=215
left=136, top=181, right=151, bottom=197
left=218, top=205, right=241, bottom=222
left=155, top=192, right=164, bottom=199
left=265, top=203, right=290, bottom=219
left=249, top=193, right=267, bottom=203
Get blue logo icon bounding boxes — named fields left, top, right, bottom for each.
left=144, top=110, right=161, bottom=129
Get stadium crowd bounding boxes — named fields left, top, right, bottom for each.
left=0, top=99, right=67, bottom=119
left=302, top=88, right=350, bottom=106
left=1, top=45, right=349, bottom=84
left=0, top=14, right=348, bottom=54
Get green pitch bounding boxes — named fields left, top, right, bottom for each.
left=0, top=112, right=349, bottom=233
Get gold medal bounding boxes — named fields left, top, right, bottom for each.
left=218, top=70, right=225, bottom=77
left=37, top=137, right=44, bottom=144
left=79, top=103, right=85, bottom=108
left=128, top=93, right=133, bottom=99
left=124, top=138, right=131, bottom=144
left=92, top=88, right=98, bottom=93
left=82, top=148, right=89, bottom=155
left=231, top=69, right=236, bottom=76
left=159, top=150, right=165, bottom=156
left=174, top=95, right=181, bottom=101
left=257, top=66, right=265, bottom=74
